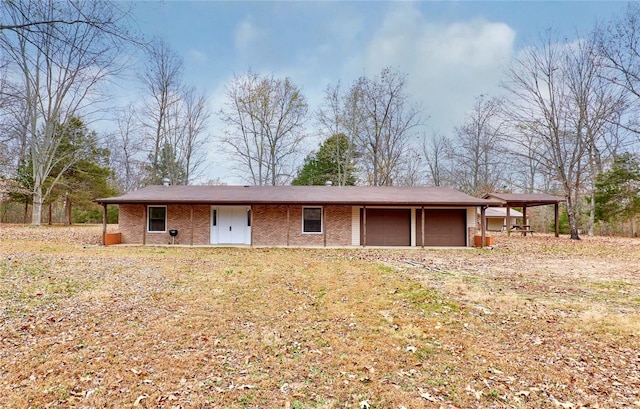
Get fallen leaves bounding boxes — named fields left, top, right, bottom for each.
left=1, top=226, right=639, bottom=408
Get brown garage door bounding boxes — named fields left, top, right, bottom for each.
left=360, top=208, right=411, bottom=246
left=416, top=209, right=467, bottom=247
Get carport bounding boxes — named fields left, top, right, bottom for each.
left=483, top=193, right=565, bottom=237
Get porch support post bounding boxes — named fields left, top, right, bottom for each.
left=522, top=205, right=528, bottom=236
left=102, top=204, right=107, bottom=246
left=143, top=205, right=147, bottom=245
left=363, top=206, right=367, bottom=247
left=250, top=206, right=254, bottom=247
left=323, top=206, right=327, bottom=247
left=481, top=206, right=487, bottom=248
left=421, top=206, right=425, bottom=248
left=506, top=206, right=511, bottom=237
left=286, top=205, right=290, bottom=246
left=554, top=202, right=560, bottom=237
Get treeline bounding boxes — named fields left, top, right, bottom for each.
left=1, top=1, right=639, bottom=238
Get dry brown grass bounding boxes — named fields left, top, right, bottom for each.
left=0, top=224, right=639, bottom=408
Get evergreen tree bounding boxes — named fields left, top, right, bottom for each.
left=48, top=117, right=116, bottom=224
left=293, top=134, right=356, bottom=186
left=595, top=153, right=640, bottom=234
left=8, top=159, right=34, bottom=222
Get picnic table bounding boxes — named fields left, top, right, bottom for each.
left=510, top=224, right=534, bottom=236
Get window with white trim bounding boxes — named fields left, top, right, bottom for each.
left=302, top=207, right=322, bottom=233
left=148, top=206, right=166, bottom=232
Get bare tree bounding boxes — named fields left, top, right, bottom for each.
left=316, top=82, right=362, bottom=186
left=421, top=133, right=450, bottom=187
left=0, top=1, right=130, bottom=36
left=111, top=104, right=145, bottom=193
left=179, top=87, right=211, bottom=184
left=396, top=149, right=422, bottom=186
left=448, top=95, right=508, bottom=196
left=0, top=0, right=129, bottom=225
left=567, top=36, right=626, bottom=235
left=503, top=32, right=625, bottom=239
left=596, top=3, right=640, bottom=134
left=354, top=68, right=423, bottom=186
left=219, top=71, right=308, bottom=186
left=139, top=39, right=185, bottom=185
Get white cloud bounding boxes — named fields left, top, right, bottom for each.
left=187, top=49, right=208, bottom=64
left=352, top=5, right=516, bottom=134
left=234, top=17, right=262, bottom=53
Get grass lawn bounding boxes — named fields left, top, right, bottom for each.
left=0, top=225, right=639, bottom=408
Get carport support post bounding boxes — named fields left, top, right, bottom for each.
left=421, top=206, right=425, bottom=248
left=362, top=206, right=367, bottom=247
left=481, top=206, right=487, bottom=248
left=101, top=203, right=107, bottom=246
left=506, top=206, right=511, bottom=237
left=522, top=205, right=528, bottom=236
left=554, top=202, right=560, bottom=237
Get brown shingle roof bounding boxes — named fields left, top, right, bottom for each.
left=96, top=185, right=499, bottom=206
left=484, top=207, right=523, bottom=217
left=483, top=193, right=564, bottom=206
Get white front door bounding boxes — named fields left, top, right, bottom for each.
left=211, top=206, right=251, bottom=244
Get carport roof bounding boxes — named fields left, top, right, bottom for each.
left=96, top=185, right=499, bottom=207
left=483, top=193, right=564, bottom=207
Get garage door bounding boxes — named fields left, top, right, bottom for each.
left=360, top=208, right=411, bottom=246
left=416, top=209, right=467, bottom=247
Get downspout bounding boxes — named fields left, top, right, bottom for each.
left=286, top=205, right=290, bottom=246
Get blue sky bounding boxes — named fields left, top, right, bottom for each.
left=125, top=1, right=630, bottom=184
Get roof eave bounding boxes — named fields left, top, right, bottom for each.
left=95, top=199, right=499, bottom=207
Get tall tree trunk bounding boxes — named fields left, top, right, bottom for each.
left=66, top=196, right=72, bottom=225
left=31, top=187, right=43, bottom=226
left=588, top=190, right=596, bottom=236
left=566, top=194, right=581, bottom=240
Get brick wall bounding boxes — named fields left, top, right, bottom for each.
left=117, top=204, right=210, bottom=245
left=325, top=205, right=352, bottom=246
left=119, top=204, right=144, bottom=244
left=251, top=204, right=287, bottom=245
left=252, top=205, right=352, bottom=246
left=191, top=205, right=210, bottom=244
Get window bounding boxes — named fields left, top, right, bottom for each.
left=302, top=207, right=322, bottom=233
left=247, top=209, right=251, bottom=227
left=148, top=206, right=166, bottom=232
left=212, top=209, right=217, bottom=226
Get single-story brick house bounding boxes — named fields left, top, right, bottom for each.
left=95, top=185, right=500, bottom=247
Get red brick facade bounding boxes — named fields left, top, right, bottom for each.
left=117, top=204, right=352, bottom=246
left=251, top=205, right=352, bottom=246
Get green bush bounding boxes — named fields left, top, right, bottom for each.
left=550, top=209, right=570, bottom=234
left=72, top=206, right=118, bottom=224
